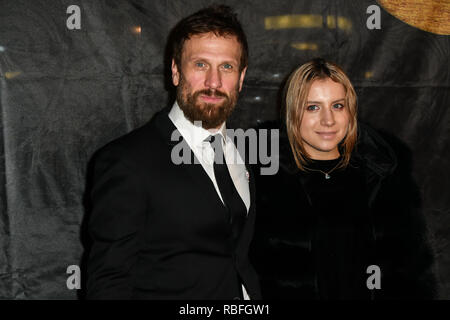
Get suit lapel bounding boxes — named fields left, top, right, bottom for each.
left=152, top=107, right=226, bottom=208
left=153, top=107, right=256, bottom=279
left=235, top=164, right=256, bottom=256
left=246, top=164, right=256, bottom=216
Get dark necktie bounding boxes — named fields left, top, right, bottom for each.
left=208, top=134, right=247, bottom=247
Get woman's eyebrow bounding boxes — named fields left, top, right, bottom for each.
left=306, top=100, right=322, bottom=104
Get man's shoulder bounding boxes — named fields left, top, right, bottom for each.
left=93, top=107, right=172, bottom=163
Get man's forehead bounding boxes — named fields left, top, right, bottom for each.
left=187, top=31, right=236, bottom=40
left=183, top=32, right=240, bottom=49
left=181, top=33, right=241, bottom=58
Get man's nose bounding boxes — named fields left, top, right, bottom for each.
left=205, top=68, right=222, bottom=89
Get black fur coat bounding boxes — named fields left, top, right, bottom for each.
left=250, top=123, right=436, bottom=299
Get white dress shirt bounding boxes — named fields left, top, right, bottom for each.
left=168, top=102, right=251, bottom=299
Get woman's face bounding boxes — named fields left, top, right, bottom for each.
left=299, top=77, right=350, bottom=160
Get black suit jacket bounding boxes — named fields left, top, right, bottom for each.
left=86, top=107, right=261, bottom=299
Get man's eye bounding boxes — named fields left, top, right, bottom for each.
left=223, top=64, right=233, bottom=70
left=306, top=105, right=319, bottom=111
left=195, top=62, right=206, bottom=68
left=333, top=103, right=344, bottom=109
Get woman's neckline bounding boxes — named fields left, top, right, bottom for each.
left=305, top=157, right=342, bottom=171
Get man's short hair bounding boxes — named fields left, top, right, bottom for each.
left=170, top=4, right=248, bottom=72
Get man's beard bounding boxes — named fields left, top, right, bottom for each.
left=176, top=75, right=239, bottom=129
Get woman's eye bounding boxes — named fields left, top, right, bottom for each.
left=306, top=105, right=319, bottom=111
left=333, top=103, right=344, bottom=109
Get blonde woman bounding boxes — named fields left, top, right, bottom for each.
left=250, top=58, right=435, bottom=299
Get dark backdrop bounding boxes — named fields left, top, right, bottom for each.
left=0, top=0, right=448, bottom=299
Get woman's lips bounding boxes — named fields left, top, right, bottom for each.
left=316, top=131, right=337, bottom=139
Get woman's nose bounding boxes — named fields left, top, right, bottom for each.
left=320, top=108, right=335, bottom=126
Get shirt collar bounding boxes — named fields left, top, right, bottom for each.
left=168, top=101, right=227, bottom=147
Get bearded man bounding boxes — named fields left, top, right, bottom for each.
left=85, top=5, right=261, bottom=300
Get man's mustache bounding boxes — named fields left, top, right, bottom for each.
left=194, top=89, right=228, bottom=99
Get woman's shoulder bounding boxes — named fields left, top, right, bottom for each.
left=353, top=122, right=398, bottom=178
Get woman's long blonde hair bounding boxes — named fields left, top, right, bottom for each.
left=284, top=58, right=358, bottom=170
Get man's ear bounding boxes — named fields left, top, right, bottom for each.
left=171, top=59, right=180, bottom=86
left=238, top=66, right=247, bottom=92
